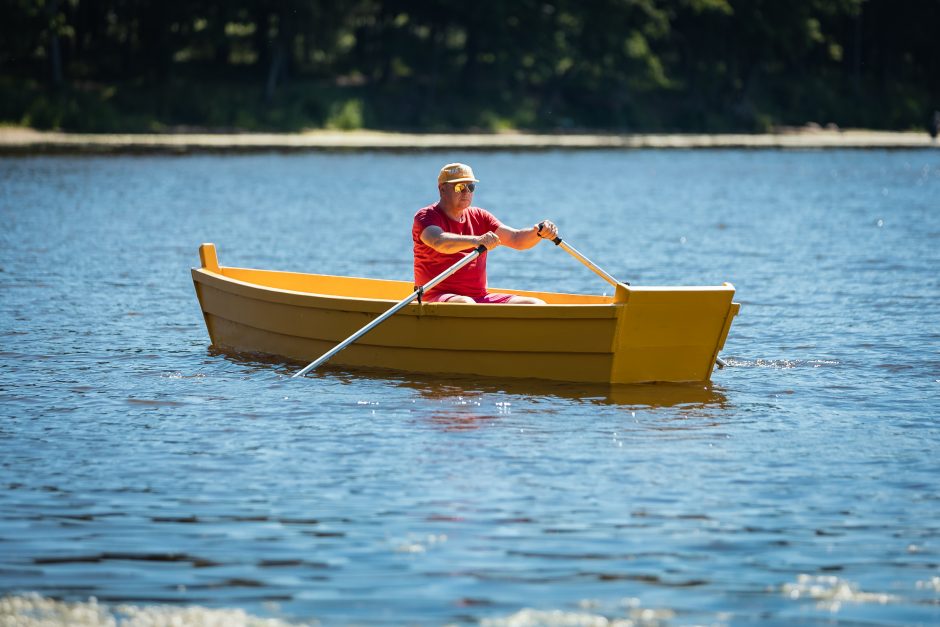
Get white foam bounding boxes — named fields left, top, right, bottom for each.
left=480, top=609, right=626, bottom=627
left=479, top=605, right=675, bottom=627
left=393, top=533, right=448, bottom=553
left=0, top=594, right=314, bottom=627
left=782, top=574, right=897, bottom=612
left=915, top=576, right=940, bottom=592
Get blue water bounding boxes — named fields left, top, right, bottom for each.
left=1, top=150, right=938, bottom=625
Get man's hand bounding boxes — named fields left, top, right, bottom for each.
left=477, top=232, right=500, bottom=250
left=536, top=220, right=558, bottom=240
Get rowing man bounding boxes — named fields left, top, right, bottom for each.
left=413, top=162, right=558, bottom=304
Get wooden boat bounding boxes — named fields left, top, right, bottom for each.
left=192, top=243, right=740, bottom=384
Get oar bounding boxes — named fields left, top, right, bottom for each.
left=292, top=245, right=487, bottom=378
left=537, top=223, right=729, bottom=369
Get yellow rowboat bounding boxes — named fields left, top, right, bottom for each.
left=192, top=243, right=740, bottom=384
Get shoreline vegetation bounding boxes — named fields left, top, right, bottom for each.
left=5, top=2, right=938, bottom=146
left=1, top=126, right=937, bottom=155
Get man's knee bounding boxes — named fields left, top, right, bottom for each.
left=447, top=295, right=476, bottom=304
left=508, top=296, right=545, bottom=305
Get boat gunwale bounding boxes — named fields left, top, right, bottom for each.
left=192, top=266, right=736, bottom=309
left=191, top=266, right=627, bottom=319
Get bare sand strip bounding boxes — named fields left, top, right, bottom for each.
left=1, top=127, right=937, bottom=154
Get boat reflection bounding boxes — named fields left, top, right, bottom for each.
left=392, top=372, right=727, bottom=409
left=209, top=348, right=727, bottom=410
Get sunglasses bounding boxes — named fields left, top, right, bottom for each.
left=453, top=182, right=476, bottom=193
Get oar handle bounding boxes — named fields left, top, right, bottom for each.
left=537, top=221, right=563, bottom=246
left=292, top=245, right=486, bottom=378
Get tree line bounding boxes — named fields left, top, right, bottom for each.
left=2, top=0, right=938, bottom=132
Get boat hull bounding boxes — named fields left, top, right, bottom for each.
left=192, top=244, right=739, bottom=384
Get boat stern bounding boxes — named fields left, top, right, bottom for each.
left=609, top=283, right=739, bottom=384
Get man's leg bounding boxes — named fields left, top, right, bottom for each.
left=429, top=293, right=476, bottom=304
left=480, top=293, right=545, bottom=305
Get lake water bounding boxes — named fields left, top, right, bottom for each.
left=1, top=149, right=938, bottom=626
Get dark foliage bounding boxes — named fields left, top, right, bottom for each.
left=2, top=0, right=937, bottom=132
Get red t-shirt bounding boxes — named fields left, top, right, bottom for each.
left=413, top=203, right=502, bottom=299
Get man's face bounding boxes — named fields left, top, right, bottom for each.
left=440, top=181, right=475, bottom=209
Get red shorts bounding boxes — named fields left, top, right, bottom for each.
left=424, top=292, right=517, bottom=304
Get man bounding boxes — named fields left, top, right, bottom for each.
left=413, top=162, right=558, bottom=304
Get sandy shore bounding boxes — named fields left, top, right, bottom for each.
left=1, top=127, right=937, bottom=154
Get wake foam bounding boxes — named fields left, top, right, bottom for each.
left=0, top=593, right=313, bottom=627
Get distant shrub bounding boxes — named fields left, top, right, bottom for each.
left=326, top=99, right=364, bottom=130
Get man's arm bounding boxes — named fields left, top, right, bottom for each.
left=420, top=225, right=499, bottom=253
left=496, top=220, right=558, bottom=250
